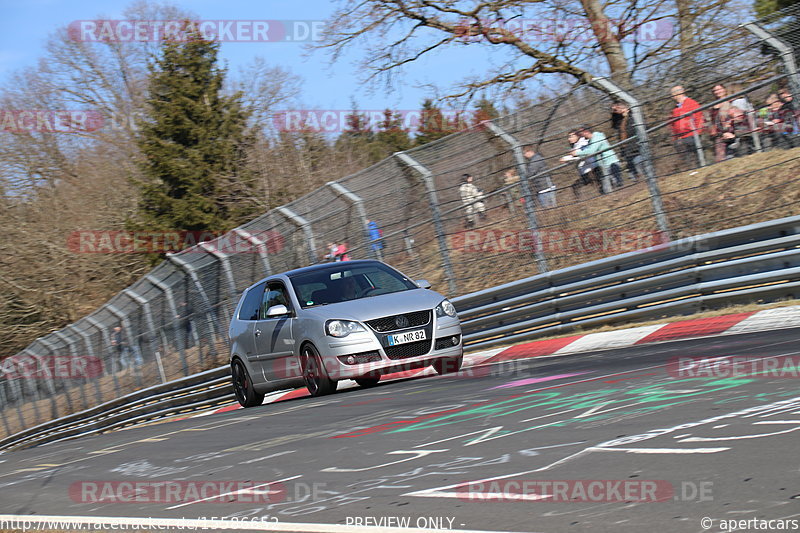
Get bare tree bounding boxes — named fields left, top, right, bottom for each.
left=318, top=0, right=741, bottom=101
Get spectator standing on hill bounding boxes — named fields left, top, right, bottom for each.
left=573, top=126, right=623, bottom=192
left=111, top=325, right=130, bottom=369
left=458, top=174, right=486, bottom=228
left=610, top=102, right=642, bottom=182
left=501, top=168, right=521, bottom=213
left=670, top=85, right=704, bottom=171
left=778, top=88, right=800, bottom=147
left=366, top=219, right=384, bottom=257
left=523, top=146, right=556, bottom=207
left=561, top=131, right=600, bottom=195
left=762, top=93, right=795, bottom=150
left=722, top=106, right=756, bottom=158
left=709, top=84, right=732, bottom=163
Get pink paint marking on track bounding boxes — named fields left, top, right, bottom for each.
left=489, top=371, right=590, bottom=390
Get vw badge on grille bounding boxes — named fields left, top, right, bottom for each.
left=395, top=315, right=410, bottom=329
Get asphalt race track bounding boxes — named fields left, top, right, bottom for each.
left=1, top=328, right=799, bottom=533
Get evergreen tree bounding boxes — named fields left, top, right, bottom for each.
left=414, top=99, right=458, bottom=146
left=472, top=97, right=500, bottom=125
left=375, top=109, right=412, bottom=154
left=133, top=27, right=255, bottom=241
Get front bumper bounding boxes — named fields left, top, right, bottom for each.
left=322, top=315, right=462, bottom=380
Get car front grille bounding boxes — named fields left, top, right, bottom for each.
left=384, top=339, right=432, bottom=360
left=366, top=310, right=432, bottom=333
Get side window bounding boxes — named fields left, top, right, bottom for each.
left=260, top=282, right=292, bottom=319
left=238, top=282, right=266, bottom=321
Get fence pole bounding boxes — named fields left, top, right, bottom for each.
left=481, top=122, right=551, bottom=273
left=106, top=304, right=143, bottom=389
left=394, top=151, right=458, bottom=295
left=232, top=228, right=273, bottom=277
left=51, top=330, right=89, bottom=411
left=743, top=22, right=800, bottom=102
left=327, top=181, right=381, bottom=261
left=122, top=288, right=160, bottom=380
left=18, top=348, right=49, bottom=425
left=276, top=206, right=319, bottom=265
left=145, top=274, right=190, bottom=376
left=592, top=77, right=672, bottom=240
left=167, top=253, right=219, bottom=362
left=30, top=339, right=61, bottom=418
left=198, top=242, right=237, bottom=336
left=85, top=316, right=121, bottom=396
left=69, top=323, right=103, bottom=404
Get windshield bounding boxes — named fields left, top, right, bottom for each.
left=290, top=263, right=418, bottom=308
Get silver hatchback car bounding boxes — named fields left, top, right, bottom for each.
left=229, top=260, right=462, bottom=407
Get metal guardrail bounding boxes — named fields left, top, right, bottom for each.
left=2, top=216, right=799, bottom=452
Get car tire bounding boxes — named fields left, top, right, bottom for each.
left=432, top=354, right=463, bottom=375
left=232, top=359, right=265, bottom=408
left=355, top=376, right=381, bottom=388
left=300, top=343, right=337, bottom=397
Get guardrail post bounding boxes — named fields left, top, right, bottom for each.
left=232, top=228, right=273, bottom=277
left=145, top=274, right=190, bottom=376
left=51, top=330, right=90, bottom=411
left=167, top=253, right=219, bottom=363
left=394, top=151, right=458, bottom=294
left=327, top=181, right=381, bottom=261
left=85, top=316, right=121, bottom=396
left=481, top=122, right=550, bottom=273
left=106, top=304, right=144, bottom=389
left=68, top=323, right=103, bottom=404
left=744, top=22, right=800, bottom=103
left=276, top=206, right=319, bottom=265
left=122, top=288, right=165, bottom=382
left=592, top=77, right=672, bottom=240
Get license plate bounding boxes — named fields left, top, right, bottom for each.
left=387, top=329, right=427, bottom=346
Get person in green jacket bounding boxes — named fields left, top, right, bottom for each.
left=572, top=125, right=623, bottom=193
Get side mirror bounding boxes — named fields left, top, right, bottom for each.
left=267, top=304, right=290, bottom=317
left=415, top=279, right=432, bottom=289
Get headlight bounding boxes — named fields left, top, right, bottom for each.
left=326, top=320, right=365, bottom=337
left=436, top=299, right=458, bottom=318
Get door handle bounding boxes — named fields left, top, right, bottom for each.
left=254, top=330, right=261, bottom=337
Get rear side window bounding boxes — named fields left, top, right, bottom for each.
left=238, top=282, right=266, bottom=320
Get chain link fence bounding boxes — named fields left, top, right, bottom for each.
left=2, top=6, right=800, bottom=438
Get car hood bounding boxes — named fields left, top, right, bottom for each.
left=302, top=289, right=445, bottom=322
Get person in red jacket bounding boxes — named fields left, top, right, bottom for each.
left=670, top=85, right=705, bottom=171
